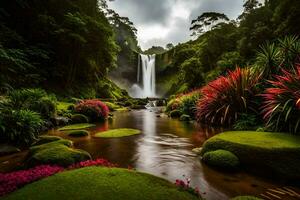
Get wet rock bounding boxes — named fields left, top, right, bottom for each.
left=192, top=147, right=202, bottom=155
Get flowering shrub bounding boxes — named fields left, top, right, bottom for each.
left=68, top=158, right=116, bottom=169
left=0, top=165, right=63, bottom=196
left=197, top=68, right=261, bottom=126
left=0, top=158, right=115, bottom=197
left=75, top=99, right=109, bottom=122
left=166, top=90, right=201, bottom=118
left=261, top=66, right=300, bottom=134
left=175, top=176, right=201, bottom=198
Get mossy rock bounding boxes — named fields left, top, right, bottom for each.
left=94, top=128, right=141, bottom=138
left=58, top=123, right=95, bottom=131
left=104, top=102, right=121, bottom=111
left=201, top=131, right=300, bottom=180
left=231, top=196, right=263, bottom=200
left=3, top=167, right=199, bottom=200
left=70, top=114, right=89, bottom=124
left=29, top=139, right=73, bottom=154
left=27, top=140, right=91, bottom=167
left=32, top=136, right=62, bottom=146
left=169, top=110, right=182, bottom=118
left=66, top=130, right=89, bottom=137
left=202, top=150, right=240, bottom=170
left=0, top=144, right=20, bottom=156
left=179, top=114, right=191, bottom=121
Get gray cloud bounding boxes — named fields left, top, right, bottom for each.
left=108, top=0, right=244, bottom=50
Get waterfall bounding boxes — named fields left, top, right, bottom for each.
left=130, top=54, right=156, bottom=98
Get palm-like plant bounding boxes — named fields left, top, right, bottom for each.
left=261, top=65, right=300, bottom=134
left=196, top=68, right=261, bottom=126
left=255, top=36, right=300, bottom=78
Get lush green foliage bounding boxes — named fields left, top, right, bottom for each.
left=70, top=114, right=89, bottom=124
left=233, top=113, right=259, bottom=131
left=3, top=167, right=200, bottom=200
left=58, top=123, right=96, bottom=131
left=196, top=68, right=261, bottom=126
left=0, top=0, right=119, bottom=94
left=201, top=131, right=300, bottom=180
left=8, top=89, right=57, bottom=119
left=166, top=90, right=201, bottom=118
left=0, top=109, right=43, bottom=145
left=261, top=66, right=300, bottom=134
left=202, top=149, right=240, bottom=170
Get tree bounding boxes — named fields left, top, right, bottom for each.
left=190, top=12, right=229, bottom=36
left=166, top=43, right=174, bottom=50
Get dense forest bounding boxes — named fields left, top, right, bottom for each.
left=156, top=0, right=300, bottom=95
left=0, top=0, right=139, bottom=99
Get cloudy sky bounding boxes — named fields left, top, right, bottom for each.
left=107, top=0, right=244, bottom=50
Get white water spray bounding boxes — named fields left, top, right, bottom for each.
left=130, top=54, right=156, bottom=98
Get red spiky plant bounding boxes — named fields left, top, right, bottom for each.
left=196, top=68, right=261, bottom=126
left=261, top=65, right=300, bottom=134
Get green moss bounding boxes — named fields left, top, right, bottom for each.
left=66, top=130, right=89, bottom=137
left=202, top=150, right=240, bottom=170
left=169, top=110, right=182, bottom=118
left=58, top=123, right=96, bottom=131
left=57, top=102, right=74, bottom=112
left=32, top=136, right=62, bottom=146
left=94, top=128, right=141, bottom=138
left=201, top=131, right=300, bottom=180
left=104, top=102, right=121, bottom=111
left=231, top=196, right=262, bottom=200
left=3, top=167, right=200, bottom=200
left=27, top=140, right=91, bottom=167
left=70, top=114, right=89, bottom=124
left=30, top=139, right=73, bottom=154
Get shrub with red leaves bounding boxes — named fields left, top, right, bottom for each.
left=0, top=165, right=63, bottom=196
left=261, top=66, right=300, bottom=134
left=197, top=68, right=261, bottom=125
left=75, top=99, right=109, bottom=122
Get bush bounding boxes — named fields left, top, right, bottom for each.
left=169, top=110, right=182, bottom=118
left=166, top=90, right=201, bottom=118
left=0, top=109, right=43, bottom=145
left=202, top=149, right=240, bottom=170
left=74, top=99, right=109, bottom=122
left=197, top=68, right=261, bottom=126
left=8, top=89, right=57, bottom=119
left=261, top=66, right=300, bottom=134
left=70, top=114, right=89, bottom=124
left=180, top=114, right=191, bottom=121
left=233, top=113, right=259, bottom=130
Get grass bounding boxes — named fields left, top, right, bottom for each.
left=27, top=139, right=91, bottom=167
left=65, top=130, right=90, bottom=137
left=58, top=123, right=96, bottom=131
left=103, top=102, right=121, bottom=111
left=57, top=102, right=74, bottom=112
left=3, top=167, right=200, bottom=200
left=202, top=149, right=240, bottom=170
left=201, top=131, right=300, bottom=180
left=94, top=128, right=141, bottom=138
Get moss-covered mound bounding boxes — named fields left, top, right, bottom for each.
left=66, top=130, right=90, bottom=137
left=32, top=136, right=62, bottom=146
left=202, top=149, right=240, bottom=170
left=201, top=131, right=300, bottom=180
left=58, top=123, right=95, bottom=131
left=94, top=128, right=141, bottom=138
left=3, top=167, right=200, bottom=200
left=27, top=139, right=91, bottom=167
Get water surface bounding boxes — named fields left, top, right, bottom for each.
left=46, top=110, right=299, bottom=200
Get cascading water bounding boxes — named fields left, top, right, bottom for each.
left=130, top=54, right=156, bottom=98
